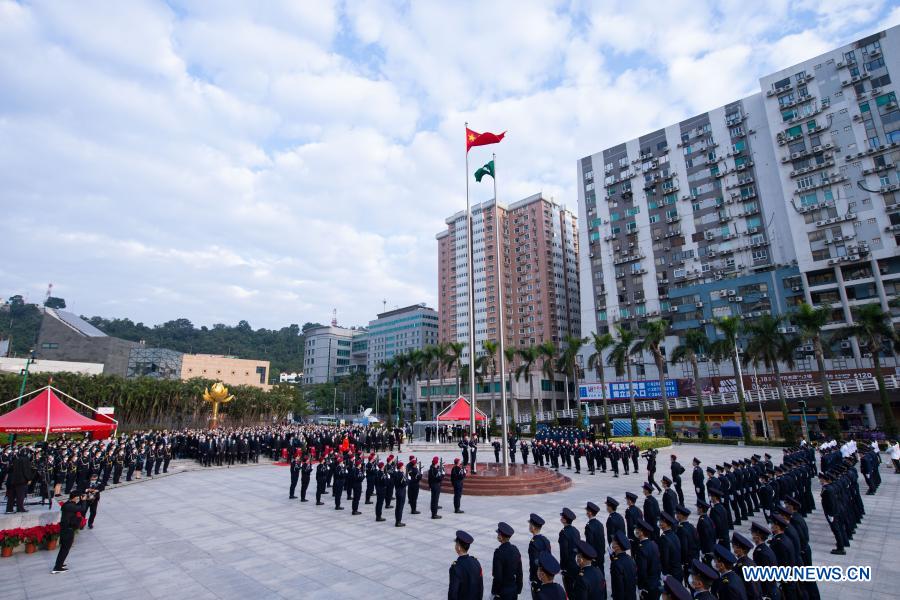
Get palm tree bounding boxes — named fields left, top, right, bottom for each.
left=710, top=316, right=752, bottom=444
left=504, top=346, right=518, bottom=425
left=394, top=352, right=412, bottom=424
left=420, top=345, right=436, bottom=420
left=537, top=341, right=559, bottom=415
left=405, top=349, right=426, bottom=421
left=447, top=341, right=466, bottom=397
left=836, top=303, right=899, bottom=438
left=671, top=329, right=711, bottom=441
left=482, top=340, right=500, bottom=424
left=635, top=319, right=674, bottom=439
left=376, top=357, right=399, bottom=426
left=516, top=346, right=541, bottom=421
left=433, top=342, right=451, bottom=416
left=557, top=335, right=588, bottom=428
left=793, top=303, right=840, bottom=439
left=608, top=325, right=641, bottom=436
left=587, top=332, right=615, bottom=437
left=742, top=315, right=800, bottom=444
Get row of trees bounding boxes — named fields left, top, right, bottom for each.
left=375, top=301, right=898, bottom=442
left=0, top=371, right=306, bottom=430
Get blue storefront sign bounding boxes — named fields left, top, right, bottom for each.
left=579, top=379, right=678, bottom=400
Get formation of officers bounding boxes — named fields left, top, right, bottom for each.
left=493, top=434, right=645, bottom=478
left=440, top=439, right=881, bottom=600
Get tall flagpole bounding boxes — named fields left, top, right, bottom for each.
left=494, top=153, right=510, bottom=477
left=465, top=123, right=477, bottom=438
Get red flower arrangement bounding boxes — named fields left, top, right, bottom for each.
left=44, top=523, right=61, bottom=541
left=0, top=528, right=23, bottom=548
left=23, top=527, right=46, bottom=545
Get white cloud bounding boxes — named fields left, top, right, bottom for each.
left=0, top=0, right=896, bottom=331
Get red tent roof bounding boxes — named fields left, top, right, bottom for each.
left=436, top=396, right=487, bottom=422
left=0, top=388, right=114, bottom=433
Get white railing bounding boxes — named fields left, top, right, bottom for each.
left=513, top=375, right=899, bottom=423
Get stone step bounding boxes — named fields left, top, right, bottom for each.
left=417, top=462, right=572, bottom=496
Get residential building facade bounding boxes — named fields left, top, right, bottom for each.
left=366, top=304, right=439, bottom=386
left=180, top=353, right=271, bottom=389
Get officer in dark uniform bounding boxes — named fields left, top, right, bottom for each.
left=709, top=489, right=730, bottom=546
left=670, top=455, right=685, bottom=506
left=527, top=513, right=552, bottom=596
left=769, top=515, right=801, bottom=600
left=429, top=456, right=444, bottom=519
left=642, top=482, right=661, bottom=540
left=674, top=505, right=698, bottom=587
left=406, top=457, right=421, bottom=514
left=559, top=507, right=582, bottom=598
left=289, top=454, right=301, bottom=499
left=661, top=476, right=678, bottom=517
left=688, top=559, right=718, bottom=600
left=610, top=530, right=637, bottom=600
left=730, top=533, right=762, bottom=600
left=492, top=522, right=523, bottom=600
left=711, top=544, right=748, bottom=600
left=332, top=457, right=346, bottom=510
left=449, top=530, right=483, bottom=600
left=573, top=539, right=607, bottom=600
left=692, top=458, right=705, bottom=503
left=662, top=575, right=691, bottom=600
left=624, top=492, right=643, bottom=552
left=392, top=460, right=408, bottom=526
left=634, top=518, right=662, bottom=600
left=451, top=458, right=467, bottom=513
left=584, top=501, right=606, bottom=569
left=750, top=522, right=781, bottom=600
left=314, top=458, right=328, bottom=505
left=493, top=440, right=502, bottom=463
left=350, top=458, right=364, bottom=514
left=374, top=461, right=387, bottom=522
left=605, top=497, right=626, bottom=547
left=365, top=453, right=377, bottom=504
left=695, top=499, right=715, bottom=565
left=658, top=512, right=683, bottom=583
left=535, top=552, right=567, bottom=600
left=818, top=472, right=847, bottom=554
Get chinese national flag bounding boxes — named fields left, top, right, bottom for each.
left=466, top=127, right=505, bottom=152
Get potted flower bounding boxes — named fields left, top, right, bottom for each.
left=44, top=523, right=61, bottom=551
left=0, top=529, right=23, bottom=557
left=23, top=526, right=45, bottom=554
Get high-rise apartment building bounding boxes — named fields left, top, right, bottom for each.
left=437, top=193, right=581, bottom=359
left=578, top=26, right=900, bottom=358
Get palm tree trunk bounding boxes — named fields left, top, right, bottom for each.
left=657, top=353, right=673, bottom=439
left=627, top=359, right=637, bottom=437
left=692, top=357, right=708, bottom=441
left=599, top=368, right=610, bottom=437
left=872, top=351, right=898, bottom=437
left=731, top=352, right=751, bottom=443
left=815, top=339, right=839, bottom=438
left=773, top=363, right=794, bottom=444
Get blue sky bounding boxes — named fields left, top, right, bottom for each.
left=1, top=0, right=898, bottom=329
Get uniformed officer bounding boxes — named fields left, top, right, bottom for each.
left=429, top=456, right=444, bottom=519
left=299, top=455, right=312, bottom=502
left=451, top=458, right=467, bottom=513
left=662, top=574, right=691, bottom=600
left=634, top=518, right=662, bottom=600
left=314, top=457, right=328, bottom=505
left=449, top=530, right=484, bottom=600
left=711, top=544, right=748, bottom=600
left=609, top=530, right=637, bottom=600
left=818, top=471, right=847, bottom=555
left=688, top=559, right=718, bottom=600
left=674, top=505, right=698, bottom=587
left=350, top=458, right=364, bottom=515
left=374, top=461, right=387, bottom=522
left=492, top=522, right=523, bottom=600
left=670, top=455, right=685, bottom=506
left=605, top=496, right=626, bottom=547
left=406, top=457, right=422, bottom=515
left=695, top=499, right=715, bottom=565
left=642, top=482, right=661, bottom=540
left=709, top=489, right=729, bottom=546
left=730, top=533, right=762, bottom=600
left=332, top=457, right=346, bottom=510
left=573, top=539, right=607, bottom=600
left=749, top=522, right=781, bottom=600
left=658, top=512, right=683, bottom=583
left=661, top=476, right=678, bottom=517
left=392, top=460, right=407, bottom=526
left=527, top=513, right=552, bottom=597
left=535, top=552, right=567, bottom=600
left=289, top=454, right=301, bottom=499
left=692, top=458, right=705, bottom=503
left=585, top=501, right=606, bottom=569
left=559, top=507, right=582, bottom=597
left=624, top=492, right=643, bottom=552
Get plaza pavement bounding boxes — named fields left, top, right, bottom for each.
left=2, top=443, right=897, bottom=600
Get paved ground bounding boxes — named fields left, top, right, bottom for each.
left=2, top=443, right=897, bottom=600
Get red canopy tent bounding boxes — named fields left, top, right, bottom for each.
left=436, top=396, right=487, bottom=422
left=0, top=386, right=117, bottom=440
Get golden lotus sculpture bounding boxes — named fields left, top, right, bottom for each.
left=203, top=382, right=234, bottom=429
